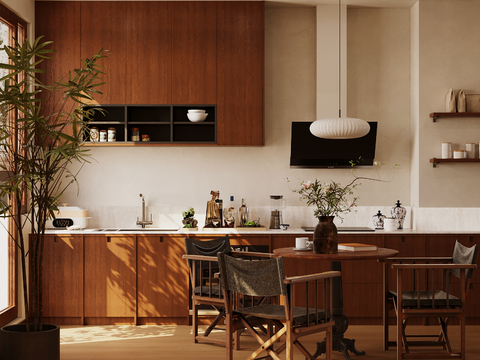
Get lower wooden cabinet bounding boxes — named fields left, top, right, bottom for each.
left=137, top=235, right=188, bottom=323
left=84, top=235, right=136, bottom=323
left=42, top=234, right=83, bottom=325
left=39, top=232, right=480, bottom=325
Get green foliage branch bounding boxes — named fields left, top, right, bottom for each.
left=0, top=37, right=106, bottom=331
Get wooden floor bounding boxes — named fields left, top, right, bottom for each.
left=60, top=325, right=480, bottom=359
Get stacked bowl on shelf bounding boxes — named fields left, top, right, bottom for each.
left=187, top=109, right=208, bottom=122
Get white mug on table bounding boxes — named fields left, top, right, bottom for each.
left=295, top=237, right=312, bottom=250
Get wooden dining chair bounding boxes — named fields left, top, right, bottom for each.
left=381, top=240, right=477, bottom=360
left=218, top=253, right=339, bottom=360
left=183, top=235, right=232, bottom=346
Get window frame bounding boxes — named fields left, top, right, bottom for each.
left=0, top=3, right=27, bottom=327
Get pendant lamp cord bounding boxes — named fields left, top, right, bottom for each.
left=339, top=0, right=342, bottom=118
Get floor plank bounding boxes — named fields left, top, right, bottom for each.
left=60, top=325, right=480, bottom=359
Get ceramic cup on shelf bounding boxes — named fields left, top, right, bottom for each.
left=383, top=218, right=397, bottom=231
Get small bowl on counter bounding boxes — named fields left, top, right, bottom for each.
left=279, top=224, right=290, bottom=231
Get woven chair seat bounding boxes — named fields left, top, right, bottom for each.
left=234, top=304, right=326, bottom=326
left=390, top=290, right=462, bottom=308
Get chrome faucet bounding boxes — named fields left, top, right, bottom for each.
left=136, top=194, right=153, bottom=228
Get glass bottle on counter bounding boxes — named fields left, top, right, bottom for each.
left=215, top=198, right=223, bottom=227
left=224, top=196, right=236, bottom=228
left=238, top=198, right=248, bottom=227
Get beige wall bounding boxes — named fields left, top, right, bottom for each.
left=417, top=0, right=480, bottom=207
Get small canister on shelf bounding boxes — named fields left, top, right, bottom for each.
left=465, top=143, right=475, bottom=159
left=99, top=129, right=107, bottom=142
left=141, top=134, right=150, bottom=142
left=131, top=127, right=140, bottom=142
left=108, top=127, right=116, bottom=142
left=442, top=142, right=452, bottom=159
left=90, top=127, right=99, bottom=142
left=453, top=150, right=466, bottom=159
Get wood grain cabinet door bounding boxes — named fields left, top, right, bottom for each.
left=137, top=235, right=188, bottom=319
left=42, top=235, right=83, bottom=319
left=216, top=1, right=265, bottom=145
left=171, top=1, right=217, bottom=104
left=84, top=235, right=136, bottom=318
left=126, top=2, right=172, bottom=105
left=80, top=1, right=127, bottom=105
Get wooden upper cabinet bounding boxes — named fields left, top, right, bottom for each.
left=80, top=1, right=127, bottom=105
left=216, top=1, right=265, bottom=145
left=35, top=1, right=81, bottom=127
left=126, top=2, right=172, bottom=104
left=171, top=2, right=217, bottom=104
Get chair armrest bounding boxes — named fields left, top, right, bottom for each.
left=392, top=263, right=476, bottom=270
left=379, top=256, right=453, bottom=263
left=284, top=271, right=341, bottom=284
left=182, top=254, right=218, bottom=262
left=231, top=250, right=277, bottom=258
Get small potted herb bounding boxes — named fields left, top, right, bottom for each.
left=182, top=207, right=198, bottom=231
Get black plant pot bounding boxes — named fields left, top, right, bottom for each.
left=0, top=323, right=60, bottom=360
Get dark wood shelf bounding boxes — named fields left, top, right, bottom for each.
left=84, top=104, right=216, bottom=144
left=430, top=112, right=480, bottom=122
left=430, top=158, right=480, bottom=167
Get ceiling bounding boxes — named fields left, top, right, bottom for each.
left=35, top=0, right=419, bottom=8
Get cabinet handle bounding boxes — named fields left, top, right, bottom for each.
left=54, top=236, right=57, bottom=243
left=107, top=237, right=111, bottom=243
left=159, top=237, right=163, bottom=243
left=401, top=236, right=406, bottom=243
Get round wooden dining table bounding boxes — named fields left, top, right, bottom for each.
left=273, top=246, right=399, bottom=360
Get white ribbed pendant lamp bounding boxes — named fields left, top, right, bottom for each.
left=310, top=0, right=370, bottom=140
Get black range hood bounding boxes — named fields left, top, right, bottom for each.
left=290, top=121, right=378, bottom=168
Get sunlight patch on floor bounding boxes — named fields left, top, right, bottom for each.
left=60, top=325, right=177, bottom=345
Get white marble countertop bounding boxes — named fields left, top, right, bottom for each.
left=44, top=227, right=480, bottom=235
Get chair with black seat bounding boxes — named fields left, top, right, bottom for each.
left=183, top=235, right=232, bottom=346
left=218, top=253, right=339, bottom=360
left=381, top=240, right=477, bottom=360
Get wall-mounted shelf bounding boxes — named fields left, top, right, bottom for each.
left=430, top=112, right=480, bottom=122
left=83, top=104, right=216, bottom=145
left=430, top=158, right=480, bottom=167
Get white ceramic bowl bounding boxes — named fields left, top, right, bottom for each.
left=187, top=113, right=208, bottom=122
left=383, top=218, right=397, bottom=231
left=188, top=109, right=206, bottom=113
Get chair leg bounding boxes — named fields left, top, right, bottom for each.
left=397, top=312, right=403, bottom=360
left=326, top=327, right=332, bottom=360
left=193, top=302, right=199, bottom=343
left=226, top=312, right=233, bottom=360
left=285, top=321, right=293, bottom=360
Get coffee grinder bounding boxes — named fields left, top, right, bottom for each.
left=269, top=195, right=284, bottom=229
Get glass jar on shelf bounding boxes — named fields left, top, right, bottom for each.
left=141, top=134, right=150, bottom=142
left=131, top=128, right=140, bottom=141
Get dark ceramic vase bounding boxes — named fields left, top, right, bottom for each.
left=0, top=323, right=60, bottom=360
left=313, top=216, right=338, bottom=254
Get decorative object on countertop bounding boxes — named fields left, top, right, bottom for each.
left=90, top=126, right=99, bottom=142
left=279, top=224, right=289, bottom=230
left=99, top=129, right=107, bottom=142
left=269, top=195, right=284, bottom=229
left=372, top=210, right=386, bottom=230
left=446, top=88, right=456, bottom=112
left=223, top=196, right=236, bottom=228
left=238, top=198, right=249, bottom=227
left=288, top=159, right=401, bottom=253
left=457, top=89, right=466, bottom=112
left=0, top=36, right=106, bottom=354
left=215, top=198, right=223, bottom=227
left=466, top=94, right=480, bottom=112
left=442, top=142, right=452, bottom=159
left=391, top=200, right=407, bottom=229
left=204, top=190, right=222, bottom=228
left=383, top=218, right=397, bottom=231
left=182, top=207, right=198, bottom=230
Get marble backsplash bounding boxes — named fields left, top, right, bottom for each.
left=85, top=205, right=480, bottom=231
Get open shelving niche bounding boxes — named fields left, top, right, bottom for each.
left=83, top=104, right=217, bottom=145
left=429, top=112, right=480, bottom=167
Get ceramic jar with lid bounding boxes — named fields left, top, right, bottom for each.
left=90, top=127, right=99, bottom=142
left=99, top=130, right=107, bottom=142
left=372, top=210, right=386, bottom=230
left=131, top=128, right=140, bottom=141
left=108, top=128, right=116, bottom=142
left=391, top=200, right=406, bottom=230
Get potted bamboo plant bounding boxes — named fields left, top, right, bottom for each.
left=0, top=37, right=106, bottom=360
